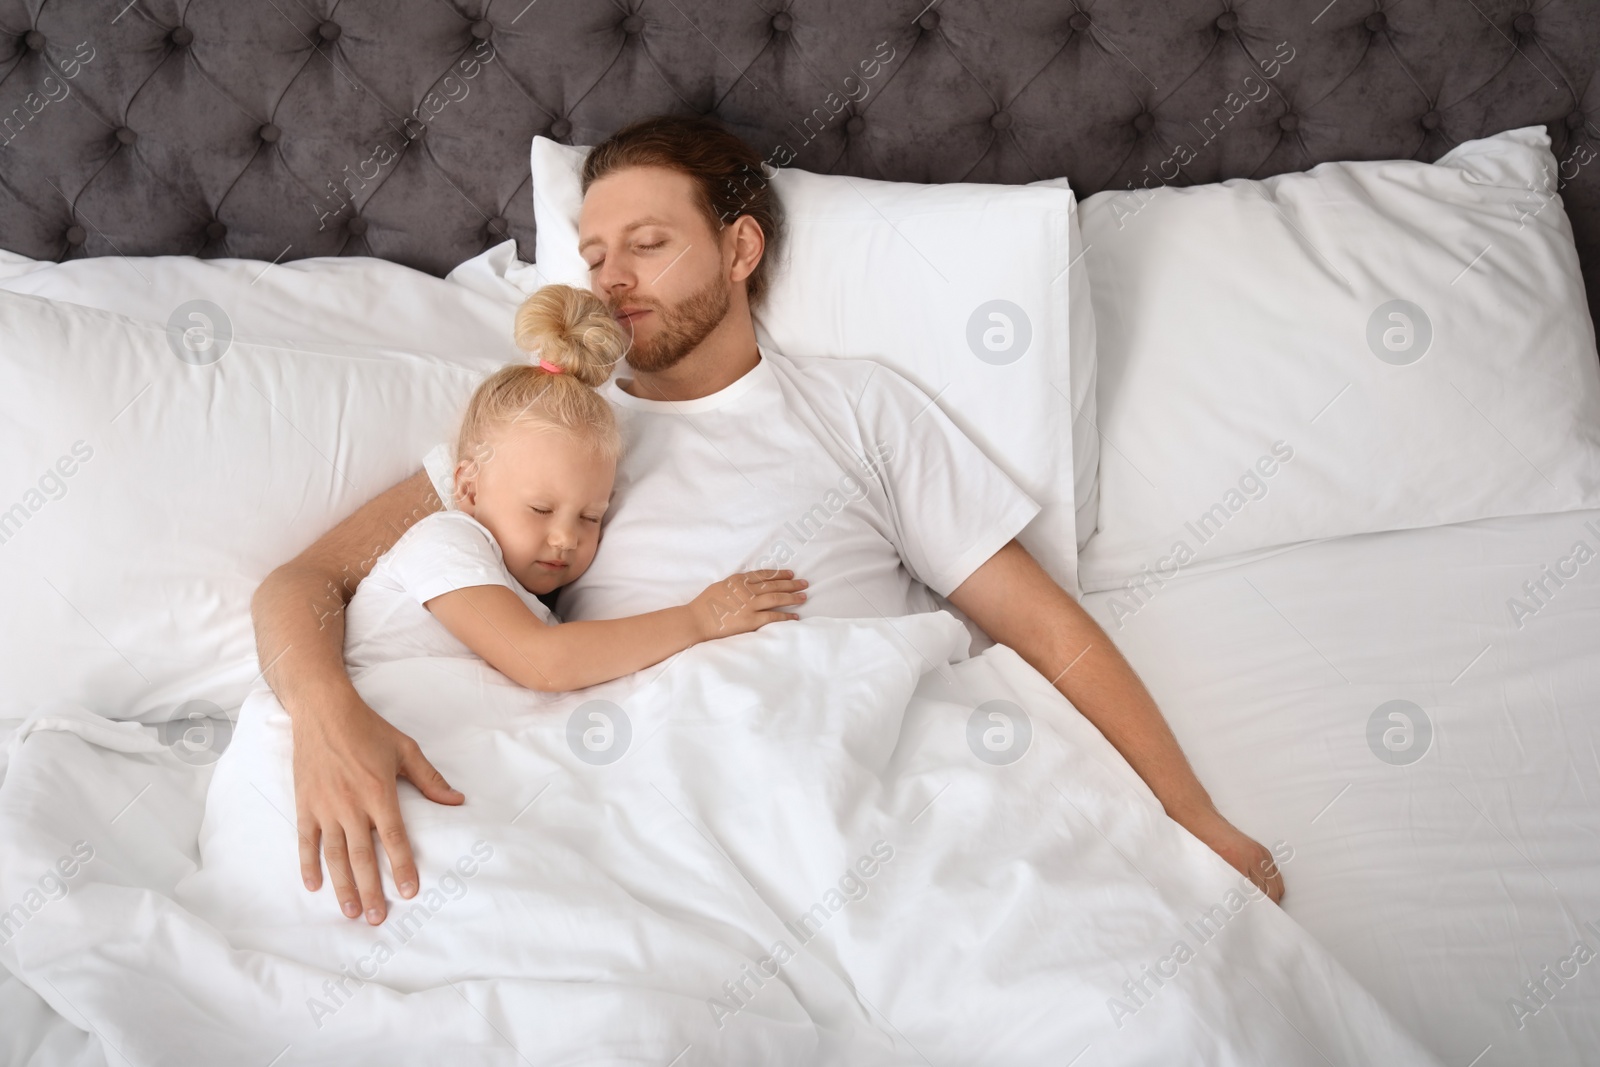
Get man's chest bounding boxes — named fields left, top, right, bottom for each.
left=559, top=411, right=911, bottom=619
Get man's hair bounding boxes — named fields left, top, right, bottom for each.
left=582, top=115, right=784, bottom=307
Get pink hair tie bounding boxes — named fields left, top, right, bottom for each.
left=537, top=357, right=564, bottom=375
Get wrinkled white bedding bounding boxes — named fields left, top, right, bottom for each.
left=0, top=611, right=1436, bottom=1065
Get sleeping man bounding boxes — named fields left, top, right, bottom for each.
left=250, top=114, right=1285, bottom=926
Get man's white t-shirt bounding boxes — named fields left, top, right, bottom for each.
left=422, top=347, right=1039, bottom=629
left=344, top=510, right=555, bottom=670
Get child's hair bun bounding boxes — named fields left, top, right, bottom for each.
left=513, top=284, right=627, bottom=390
left=455, top=284, right=624, bottom=472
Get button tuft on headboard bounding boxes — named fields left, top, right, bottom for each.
left=1513, top=13, right=1535, bottom=34
left=1278, top=113, right=1300, bottom=132
left=470, top=20, right=492, bottom=40
left=487, top=216, right=509, bottom=238
left=1420, top=110, right=1442, bottom=131
left=24, top=30, right=45, bottom=51
left=622, top=15, right=645, bottom=35
left=206, top=220, right=227, bottom=241
left=549, top=117, right=572, bottom=139
left=347, top=217, right=369, bottom=237
left=1568, top=111, right=1587, bottom=130
left=258, top=123, right=281, bottom=143
left=169, top=26, right=194, bottom=47
left=318, top=21, right=342, bottom=42
left=771, top=12, right=793, bottom=33
left=115, top=127, right=138, bottom=145
left=1069, top=12, right=1092, bottom=32
left=917, top=11, right=940, bottom=31
left=990, top=111, right=1013, bottom=130
left=65, top=226, right=86, bottom=246
left=845, top=115, right=866, bottom=136
left=1215, top=12, right=1239, bottom=32
left=1364, top=12, right=1387, bottom=32
left=1133, top=112, right=1155, bottom=134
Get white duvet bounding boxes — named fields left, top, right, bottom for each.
left=0, top=611, right=1438, bottom=1065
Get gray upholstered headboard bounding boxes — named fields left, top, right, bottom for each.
left=2, top=0, right=1597, bottom=323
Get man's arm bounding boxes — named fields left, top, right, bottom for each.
left=947, top=539, right=1286, bottom=903
left=251, top=469, right=461, bottom=926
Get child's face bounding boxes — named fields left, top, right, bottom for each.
left=454, top=424, right=616, bottom=596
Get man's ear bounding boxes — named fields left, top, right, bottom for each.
left=725, top=214, right=765, bottom=287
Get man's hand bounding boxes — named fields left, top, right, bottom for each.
left=292, top=693, right=463, bottom=924
left=1172, top=804, right=1286, bottom=904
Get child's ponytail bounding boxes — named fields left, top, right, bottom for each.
left=454, top=285, right=625, bottom=479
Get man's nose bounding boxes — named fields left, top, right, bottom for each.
left=593, top=255, right=635, bottom=298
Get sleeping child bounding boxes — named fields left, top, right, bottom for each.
left=340, top=283, right=808, bottom=689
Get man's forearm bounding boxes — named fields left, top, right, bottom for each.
left=251, top=561, right=363, bottom=720
left=252, top=469, right=443, bottom=721
left=948, top=541, right=1217, bottom=822
left=1025, top=605, right=1215, bottom=820
left=951, top=540, right=1284, bottom=900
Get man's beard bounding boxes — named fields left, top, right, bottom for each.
left=613, top=276, right=731, bottom=374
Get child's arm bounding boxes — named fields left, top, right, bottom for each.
left=424, top=569, right=809, bottom=692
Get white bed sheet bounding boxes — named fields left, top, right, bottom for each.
left=0, top=720, right=104, bottom=1067
left=5, top=515, right=1596, bottom=1065
left=1080, top=506, right=1600, bottom=1067
left=3, top=520, right=1595, bottom=1066
left=0, top=612, right=1437, bottom=1066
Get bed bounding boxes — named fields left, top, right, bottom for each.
left=3, top=2, right=1599, bottom=1065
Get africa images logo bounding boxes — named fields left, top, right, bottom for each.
left=566, top=699, right=631, bottom=766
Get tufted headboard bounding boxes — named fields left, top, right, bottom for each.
left=2, top=1, right=1597, bottom=324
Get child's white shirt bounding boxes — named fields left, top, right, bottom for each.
left=344, top=510, right=557, bottom=670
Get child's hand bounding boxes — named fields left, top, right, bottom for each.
left=689, top=569, right=808, bottom=640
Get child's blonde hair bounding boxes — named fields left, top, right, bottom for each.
left=455, top=285, right=627, bottom=475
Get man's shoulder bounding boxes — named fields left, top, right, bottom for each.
left=762, top=348, right=928, bottom=406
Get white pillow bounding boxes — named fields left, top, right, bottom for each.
left=1029, top=179, right=1100, bottom=547
left=1075, top=126, right=1600, bottom=601
left=0, top=291, right=485, bottom=721
left=529, top=137, right=1090, bottom=596
left=0, top=243, right=533, bottom=365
